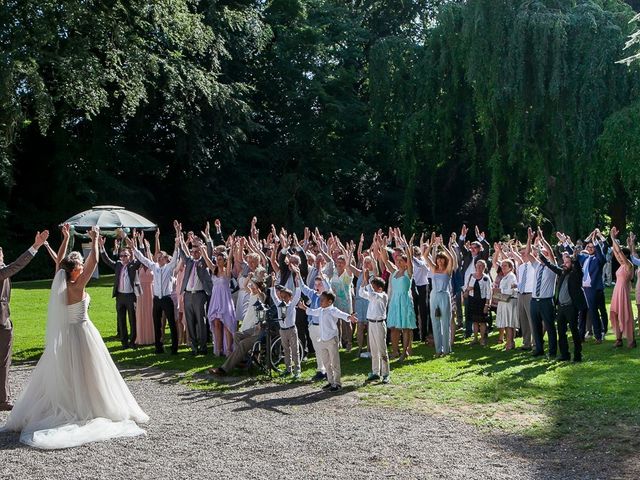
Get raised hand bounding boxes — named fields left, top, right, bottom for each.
left=61, top=223, right=71, bottom=239
left=124, top=236, right=135, bottom=249
left=461, top=224, right=468, bottom=238
left=173, top=220, right=182, bottom=235
left=214, top=219, right=221, bottom=231
left=201, top=221, right=210, bottom=240
left=33, top=230, right=50, bottom=248
left=611, top=226, right=619, bottom=239
left=155, top=228, right=160, bottom=240
left=88, top=226, right=100, bottom=240
left=99, top=236, right=106, bottom=248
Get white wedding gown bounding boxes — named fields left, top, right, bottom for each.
left=2, top=270, right=149, bottom=449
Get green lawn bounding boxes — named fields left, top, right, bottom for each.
left=10, top=275, right=640, bottom=453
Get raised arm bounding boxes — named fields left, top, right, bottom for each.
left=56, top=224, right=71, bottom=269
left=200, top=245, right=216, bottom=272
left=610, top=227, right=632, bottom=269
left=75, top=227, right=99, bottom=288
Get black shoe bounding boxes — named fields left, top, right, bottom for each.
left=546, top=354, right=557, bottom=362
left=557, top=356, right=570, bottom=362
left=330, top=384, right=343, bottom=392
left=532, top=351, right=544, bottom=357
left=155, top=348, right=165, bottom=354
left=573, top=356, right=582, bottom=363
left=520, top=346, right=532, bottom=351
left=170, top=349, right=178, bottom=355
left=311, top=372, right=327, bottom=382
left=322, top=383, right=333, bottom=390
left=129, top=342, right=138, bottom=349
left=196, top=349, right=207, bottom=356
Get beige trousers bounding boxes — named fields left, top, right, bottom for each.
left=368, top=320, right=389, bottom=376
left=308, top=324, right=325, bottom=373
left=317, top=336, right=341, bottom=386
left=280, top=327, right=300, bottom=373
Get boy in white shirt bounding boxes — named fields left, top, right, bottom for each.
left=271, top=272, right=302, bottom=379
left=299, top=292, right=357, bottom=392
left=358, top=269, right=389, bottom=383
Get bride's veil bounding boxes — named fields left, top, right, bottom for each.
left=40, top=269, right=73, bottom=413
left=45, top=269, right=68, bottom=349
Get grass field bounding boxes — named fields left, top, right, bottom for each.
left=9, top=275, right=640, bottom=453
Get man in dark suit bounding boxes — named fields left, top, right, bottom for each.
left=0, top=230, right=49, bottom=410
left=99, top=236, right=142, bottom=348
left=541, top=250, right=587, bottom=362
left=178, top=223, right=213, bottom=355
left=568, top=229, right=607, bottom=343
left=457, top=225, right=491, bottom=338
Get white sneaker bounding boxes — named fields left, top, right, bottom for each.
left=359, top=352, right=371, bottom=359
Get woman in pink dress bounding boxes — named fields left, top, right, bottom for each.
left=135, top=237, right=155, bottom=346
left=609, top=227, right=635, bottom=348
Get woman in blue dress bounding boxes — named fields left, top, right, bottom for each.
left=423, top=236, right=458, bottom=356
left=377, top=240, right=416, bottom=360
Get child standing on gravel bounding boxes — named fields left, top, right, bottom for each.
left=299, top=292, right=357, bottom=392
left=357, top=270, right=389, bottom=383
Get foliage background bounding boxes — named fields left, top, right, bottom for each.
left=3, top=0, right=640, bottom=277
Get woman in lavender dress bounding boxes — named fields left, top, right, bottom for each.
left=202, top=243, right=236, bottom=356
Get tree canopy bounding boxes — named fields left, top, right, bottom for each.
left=2, top=0, right=640, bottom=276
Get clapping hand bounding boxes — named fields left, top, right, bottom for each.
left=61, top=223, right=71, bottom=239
left=611, top=226, right=619, bottom=239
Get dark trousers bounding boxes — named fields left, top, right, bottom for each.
left=557, top=304, right=581, bottom=361
left=184, top=291, right=208, bottom=353
left=411, top=283, right=430, bottom=341
left=0, top=325, right=12, bottom=403
left=116, top=292, right=137, bottom=346
left=296, top=310, right=313, bottom=355
left=583, top=287, right=604, bottom=340
left=530, top=297, right=557, bottom=356
left=153, top=296, right=177, bottom=353
left=464, top=296, right=473, bottom=338
left=596, top=289, right=608, bottom=334
left=577, top=307, right=589, bottom=340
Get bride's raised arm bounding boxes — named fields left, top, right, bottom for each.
left=75, top=226, right=99, bottom=288
left=55, top=223, right=71, bottom=272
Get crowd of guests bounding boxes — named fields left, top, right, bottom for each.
left=92, top=218, right=640, bottom=391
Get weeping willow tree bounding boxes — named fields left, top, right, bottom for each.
left=370, top=0, right=639, bottom=236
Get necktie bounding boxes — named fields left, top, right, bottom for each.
left=535, top=266, right=543, bottom=297
left=187, top=262, right=197, bottom=290
left=518, top=264, right=528, bottom=292
left=120, top=267, right=128, bottom=292
left=159, top=265, right=165, bottom=297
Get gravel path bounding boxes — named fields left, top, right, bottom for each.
left=0, top=364, right=627, bottom=480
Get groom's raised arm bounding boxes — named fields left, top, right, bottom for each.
left=0, top=231, right=49, bottom=282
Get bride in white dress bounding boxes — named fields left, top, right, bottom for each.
left=2, top=224, right=149, bottom=449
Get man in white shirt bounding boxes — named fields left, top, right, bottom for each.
left=299, top=292, right=357, bottom=392
left=516, top=247, right=536, bottom=351
left=128, top=236, right=180, bottom=354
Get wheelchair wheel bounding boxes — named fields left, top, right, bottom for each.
left=270, top=337, right=305, bottom=373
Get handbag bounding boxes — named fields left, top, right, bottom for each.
left=493, top=291, right=514, bottom=302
